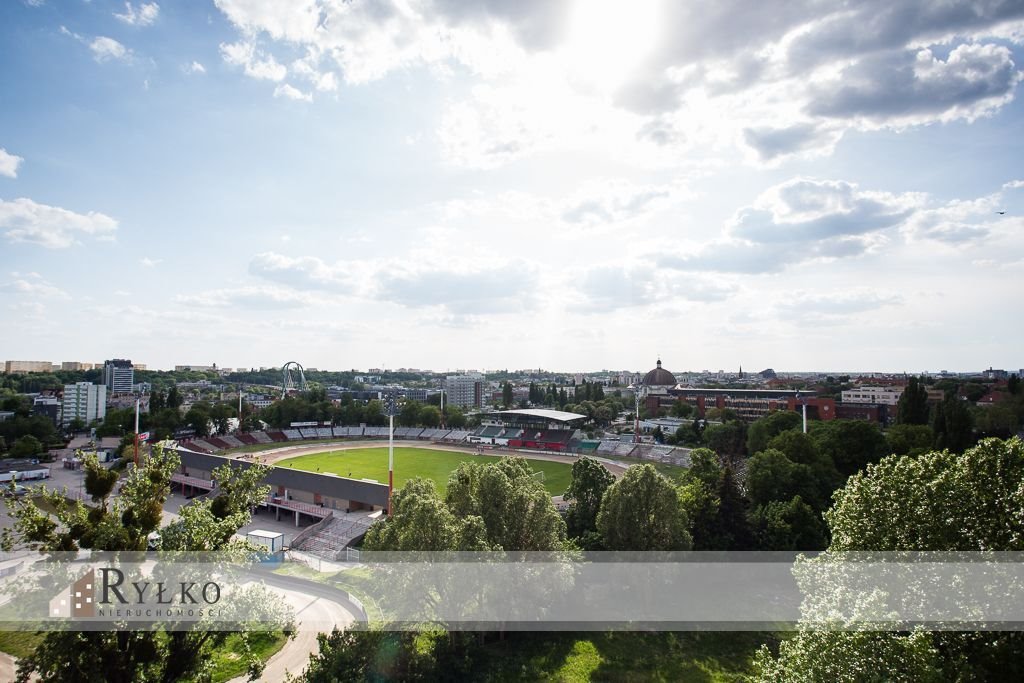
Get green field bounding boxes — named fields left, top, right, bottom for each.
left=275, top=447, right=573, bottom=496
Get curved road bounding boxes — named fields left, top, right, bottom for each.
left=227, top=569, right=359, bottom=683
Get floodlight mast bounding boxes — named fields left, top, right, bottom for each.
left=383, top=391, right=397, bottom=515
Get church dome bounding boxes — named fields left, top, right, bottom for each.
left=642, top=359, right=677, bottom=387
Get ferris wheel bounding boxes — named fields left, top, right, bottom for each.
left=281, top=361, right=309, bottom=398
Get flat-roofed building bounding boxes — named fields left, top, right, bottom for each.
left=103, top=359, right=135, bottom=394
left=62, top=382, right=106, bottom=427
left=841, top=386, right=903, bottom=405
left=445, top=372, right=483, bottom=408
left=4, top=360, right=54, bottom=374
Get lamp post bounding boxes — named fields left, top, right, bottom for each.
left=383, top=391, right=397, bottom=515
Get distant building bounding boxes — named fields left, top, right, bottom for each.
left=175, top=364, right=216, bottom=372
left=62, top=382, right=106, bottom=427
left=4, top=360, right=55, bottom=374
left=841, top=386, right=904, bottom=406
left=104, top=359, right=135, bottom=394
left=445, top=373, right=484, bottom=408
left=61, top=361, right=94, bottom=371
left=32, top=395, right=61, bottom=427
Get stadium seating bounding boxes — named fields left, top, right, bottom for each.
left=293, top=514, right=378, bottom=556
left=317, top=427, right=334, bottom=439
left=220, top=435, right=245, bottom=448
left=299, top=428, right=319, bottom=440
left=613, top=443, right=637, bottom=457
left=205, top=437, right=231, bottom=450
left=596, top=441, right=619, bottom=454
left=190, top=439, right=220, bottom=453
left=237, top=433, right=258, bottom=445
left=283, top=429, right=302, bottom=440
left=443, top=430, right=470, bottom=442
left=267, top=431, right=288, bottom=442
left=252, top=431, right=273, bottom=444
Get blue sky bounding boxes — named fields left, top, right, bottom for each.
left=2, top=0, right=1023, bottom=373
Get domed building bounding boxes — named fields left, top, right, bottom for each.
left=642, top=359, right=677, bottom=389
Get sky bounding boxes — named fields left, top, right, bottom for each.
left=1, top=0, right=1023, bottom=374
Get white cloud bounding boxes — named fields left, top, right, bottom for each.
left=220, top=41, right=286, bottom=81
left=2, top=272, right=70, bottom=299
left=0, top=148, right=23, bottom=178
left=185, top=61, right=206, bottom=74
left=0, top=197, right=118, bottom=248
left=90, top=36, right=130, bottom=63
left=273, top=83, right=312, bottom=102
left=211, top=0, right=1024, bottom=168
left=140, top=257, right=162, bottom=267
left=114, top=2, right=160, bottom=27
left=248, top=252, right=349, bottom=289
left=175, top=285, right=315, bottom=309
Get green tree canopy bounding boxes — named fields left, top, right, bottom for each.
left=747, top=410, right=802, bottom=455
left=596, top=464, right=691, bottom=551
left=809, top=419, right=887, bottom=478
left=563, top=457, right=615, bottom=542
left=896, top=376, right=929, bottom=425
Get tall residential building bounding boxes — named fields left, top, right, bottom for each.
left=104, top=359, right=135, bottom=394
left=62, top=382, right=106, bottom=427
left=445, top=372, right=484, bottom=408
left=4, top=360, right=55, bottom=374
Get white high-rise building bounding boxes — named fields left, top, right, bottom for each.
left=104, top=359, right=135, bottom=394
left=62, top=382, right=106, bottom=427
left=444, top=372, right=484, bottom=408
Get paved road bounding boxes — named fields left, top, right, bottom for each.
left=227, top=570, right=359, bottom=683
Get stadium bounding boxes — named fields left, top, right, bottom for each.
left=168, top=408, right=674, bottom=559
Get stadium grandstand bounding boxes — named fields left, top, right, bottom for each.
left=468, top=409, right=587, bottom=452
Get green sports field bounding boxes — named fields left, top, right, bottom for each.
left=275, top=447, right=573, bottom=496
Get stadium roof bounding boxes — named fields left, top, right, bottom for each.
left=492, top=409, right=588, bottom=423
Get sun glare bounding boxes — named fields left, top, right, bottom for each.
left=562, top=0, right=662, bottom=91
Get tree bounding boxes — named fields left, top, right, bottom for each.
left=885, top=424, right=934, bottom=457
left=399, top=400, right=421, bottom=428
left=705, top=421, right=747, bottom=459
left=9, top=434, right=43, bottom=459
left=671, top=401, right=694, bottom=418
left=714, top=466, right=753, bottom=550
left=809, top=419, right=887, bottom=478
left=896, top=375, right=929, bottom=425
left=167, top=385, right=183, bottom=409
left=597, top=464, right=691, bottom=551
left=826, top=437, right=1024, bottom=552
left=502, top=381, right=514, bottom=409
left=1009, top=374, right=1021, bottom=396
left=747, top=410, right=801, bottom=455
left=1, top=445, right=281, bottom=681
left=445, top=406, right=467, bottom=429
left=749, top=495, right=827, bottom=551
left=418, top=405, right=441, bottom=428
left=444, top=459, right=566, bottom=551
left=184, top=403, right=211, bottom=437
left=764, top=432, right=841, bottom=511
left=758, top=438, right=1024, bottom=682
left=746, top=448, right=809, bottom=508
left=931, top=395, right=974, bottom=453
left=686, top=448, right=722, bottom=490
left=364, top=479, right=489, bottom=551
left=563, top=457, right=615, bottom=542
left=677, top=479, right=719, bottom=550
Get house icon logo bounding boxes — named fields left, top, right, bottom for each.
left=48, top=568, right=96, bottom=619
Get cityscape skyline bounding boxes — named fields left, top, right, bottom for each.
left=2, top=1, right=1023, bottom=372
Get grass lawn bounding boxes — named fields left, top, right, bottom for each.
left=275, top=447, right=573, bottom=496
left=208, top=631, right=291, bottom=682
left=0, top=630, right=44, bottom=659
left=475, top=631, right=778, bottom=682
